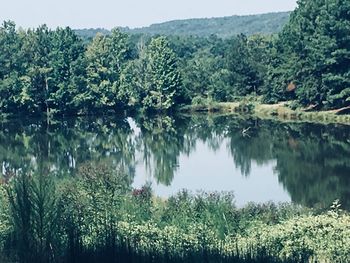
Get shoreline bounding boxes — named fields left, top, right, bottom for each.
left=180, top=101, right=350, bottom=125
left=1, top=101, right=350, bottom=126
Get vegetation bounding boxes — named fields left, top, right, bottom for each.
left=0, top=165, right=349, bottom=263
left=122, top=12, right=291, bottom=38
left=182, top=99, right=350, bottom=125
left=74, top=12, right=290, bottom=40
left=1, top=1, right=350, bottom=262
left=264, top=0, right=350, bottom=109
left=1, top=1, right=350, bottom=117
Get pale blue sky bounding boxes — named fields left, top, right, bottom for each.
left=1, top=0, right=297, bottom=29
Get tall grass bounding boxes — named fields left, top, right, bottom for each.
left=0, top=165, right=349, bottom=263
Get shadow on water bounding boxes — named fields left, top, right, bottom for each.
left=1, top=113, right=350, bottom=209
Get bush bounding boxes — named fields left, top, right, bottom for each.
left=236, top=98, right=255, bottom=114
left=0, top=185, right=11, bottom=250
left=1, top=169, right=349, bottom=263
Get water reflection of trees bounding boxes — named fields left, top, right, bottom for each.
left=135, top=115, right=187, bottom=186
left=136, top=115, right=350, bottom=209
left=227, top=119, right=350, bottom=209
left=0, top=116, right=136, bottom=179
left=1, top=114, right=350, bottom=209
left=272, top=124, right=350, bottom=209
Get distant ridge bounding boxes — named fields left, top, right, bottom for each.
left=75, top=11, right=291, bottom=39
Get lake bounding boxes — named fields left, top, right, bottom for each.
left=1, top=114, right=349, bottom=209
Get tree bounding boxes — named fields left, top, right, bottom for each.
left=225, top=34, right=267, bottom=97
left=47, top=27, right=86, bottom=114
left=82, top=29, right=130, bottom=113
left=181, top=48, right=229, bottom=103
left=265, top=0, right=350, bottom=109
left=142, top=37, right=182, bottom=111
left=118, top=60, right=143, bottom=107
left=0, top=21, right=24, bottom=114
left=23, top=25, right=54, bottom=116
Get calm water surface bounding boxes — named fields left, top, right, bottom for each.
left=1, top=114, right=349, bottom=209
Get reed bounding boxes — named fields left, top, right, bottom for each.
left=0, top=167, right=349, bottom=263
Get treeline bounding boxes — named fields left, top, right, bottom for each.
left=0, top=22, right=269, bottom=116
left=122, top=12, right=291, bottom=38
left=0, top=21, right=185, bottom=115
left=0, top=0, right=349, bottom=117
left=74, top=12, right=290, bottom=40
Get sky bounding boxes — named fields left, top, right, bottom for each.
left=1, top=0, right=298, bottom=29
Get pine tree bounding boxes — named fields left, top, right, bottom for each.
left=266, top=0, right=350, bottom=109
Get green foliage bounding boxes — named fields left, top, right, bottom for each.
left=160, top=190, right=237, bottom=238
left=178, top=34, right=269, bottom=104
left=78, top=29, right=131, bottom=113
left=2, top=2, right=350, bottom=115
left=0, top=19, right=278, bottom=116
left=47, top=27, right=86, bottom=114
left=0, top=129, right=349, bottom=263
left=182, top=46, right=227, bottom=102
left=222, top=34, right=271, bottom=100
left=0, top=22, right=86, bottom=116
left=236, top=100, right=256, bottom=114
left=2, top=172, right=349, bottom=262
left=74, top=12, right=290, bottom=40
left=5, top=173, right=59, bottom=262
left=0, top=185, right=11, bottom=250
left=265, top=0, right=350, bottom=109
left=58, top=163, right=131, bottom=254
left=242, top=213, right=350, bottom=262
left=121, top=12, right=291, bottom=38
left=118, top=60, right=142, bottom=107
left=0, top=21, right=25, bottom=114
left=141, top=37, right=182, bottom=111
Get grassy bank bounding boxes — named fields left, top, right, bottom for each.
left=180, top=99, right=350, bottom=125
left=2, top=99, right=350, bottom=127
left=0, top=164, right=349, bottom=262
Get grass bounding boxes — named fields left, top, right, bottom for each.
left=0, top=165, right=349, bottom=263
left=255, top=103, right=350, bottom=125
left=180, top=98, right=350, bottom=125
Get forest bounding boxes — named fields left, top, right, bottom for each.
left=105, top=11, right=290, bottom=38
left=0, top=0, right=349, bottom=117
left=74, top=12, right=290, bottom=40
